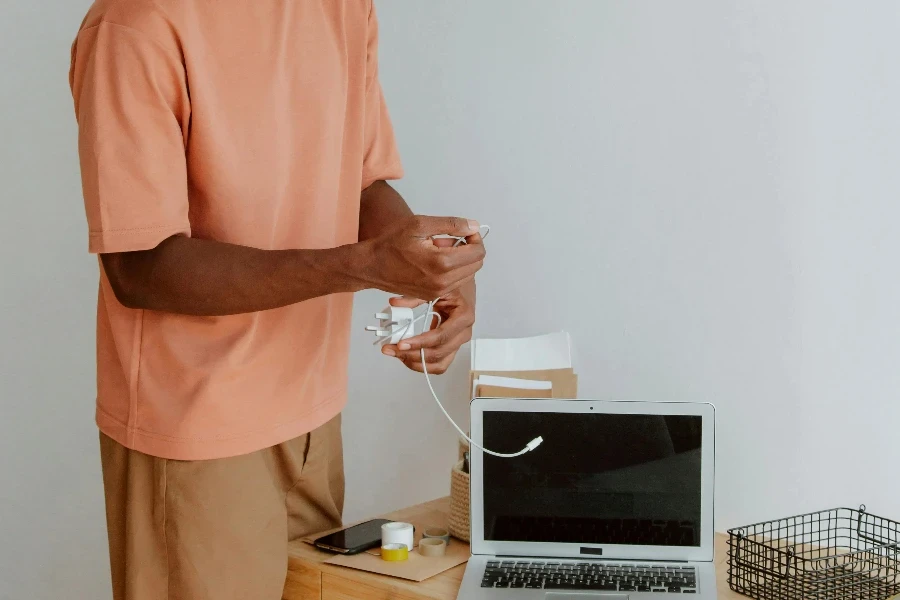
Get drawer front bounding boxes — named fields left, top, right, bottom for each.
left=283, top=563, right=321, bottom=600
left=322, top=573, right=426, bottom=600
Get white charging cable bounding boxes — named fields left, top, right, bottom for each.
left=421, top=340, right=543, bottom=458
left=370, top=225, right=544, bottom=459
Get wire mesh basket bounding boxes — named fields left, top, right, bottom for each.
left=727, top=506, right=900, bottom=600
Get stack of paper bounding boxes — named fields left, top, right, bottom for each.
left=472, top=375, right=553, bottom=399
left=469, top=332, right=577, bottom=400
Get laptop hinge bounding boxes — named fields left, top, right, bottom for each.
left=492, top=554, right=690, bottom=564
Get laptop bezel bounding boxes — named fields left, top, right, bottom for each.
left=469, top=398, right=716, bottom=562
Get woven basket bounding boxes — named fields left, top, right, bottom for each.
left=448, top=459, right=471, bottom=542
left=458, top=437, right=469, bottom=461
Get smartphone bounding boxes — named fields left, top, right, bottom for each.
left=313, top=518, right=394, bottom=555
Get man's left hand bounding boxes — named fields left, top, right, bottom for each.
left=381, top=280, right=476, bottom=374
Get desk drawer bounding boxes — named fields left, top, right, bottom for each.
left=322, top=573, right=428, bottom=600
left=283, top=562, right=321, bottom=600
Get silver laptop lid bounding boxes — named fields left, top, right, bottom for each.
left=469, top=399, right=715, bottom=563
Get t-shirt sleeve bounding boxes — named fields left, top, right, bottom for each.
left=70, top=22, right=191, bottom=254
left=361, top=1, right=404, bottom=191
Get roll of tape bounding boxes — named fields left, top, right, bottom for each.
left=423, top=527, right=451, bottom=546
left=418, top=538, right=447, bottom=557
left=381, top=543, right=409, bottom=562
left=381, top=522, right=414, bottom=551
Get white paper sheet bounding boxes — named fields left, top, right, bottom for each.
left=470, top=331, right=572, bottom=372
left=474, top=375, right=553, bottom=390
left=472, top=375, right=553, bottom=398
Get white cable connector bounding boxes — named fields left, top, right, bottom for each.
left=366, top=225, right=544, bottom=459
left=526, top=437, right=544, bottom=451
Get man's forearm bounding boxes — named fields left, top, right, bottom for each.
left=100, top=182, right=471, bottom=317
left=101, top=235, right=373, bottom=316
left=359, top=180, right=413, bottom=241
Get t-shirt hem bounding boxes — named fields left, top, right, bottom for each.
left=95, top=393, right=346, bottom=460
left=88, top=223, right=192, bottom=254
left=361, top=162, right=404, bottom=191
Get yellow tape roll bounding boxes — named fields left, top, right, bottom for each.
left=380, top=543, right=409, bottom=562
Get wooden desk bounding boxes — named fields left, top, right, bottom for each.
left=285, top=497, right=742, bottom=599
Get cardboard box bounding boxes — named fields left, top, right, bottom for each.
left=469, top=332, right=578, bottom=400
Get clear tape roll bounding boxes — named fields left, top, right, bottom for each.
left=423, top=527, right=451, bottom=546
left=381, top=521, right=414, bottom=551
left=418, top=538, right=447, bottom=557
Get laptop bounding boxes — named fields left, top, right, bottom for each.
left=457, top=398, right=717, bottom=599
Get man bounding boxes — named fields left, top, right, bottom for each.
left=69, top=1, right=485, bottom=598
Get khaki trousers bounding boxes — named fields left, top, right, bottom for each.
left=100, top=415, right=344, bottom=600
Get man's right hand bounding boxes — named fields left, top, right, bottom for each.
left=360, top=215, right=486, bottom=300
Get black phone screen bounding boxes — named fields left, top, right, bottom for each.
left=315, top=519, right=392, bottom=552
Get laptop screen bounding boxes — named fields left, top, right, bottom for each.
left=482, top=411, right=703, bottom=547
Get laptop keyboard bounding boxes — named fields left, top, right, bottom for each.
left=481, top=560, right=697, bottom=593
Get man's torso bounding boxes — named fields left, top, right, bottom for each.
left=70, top=0, right=401, bottom=459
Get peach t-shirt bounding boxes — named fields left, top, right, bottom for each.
left=69, top=0, right=402, bottom=459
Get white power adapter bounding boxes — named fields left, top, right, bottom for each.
left=365, top=225, right=544, bottom=459
left=367, top=304, right=440, bottom=346
left=366, top=306, right=417, bottom=345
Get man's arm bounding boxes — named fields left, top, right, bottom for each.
left=101, top=237, right=367, bottom=316
left=101, top=213, right=485, bottom=317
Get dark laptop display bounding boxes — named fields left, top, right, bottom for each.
left=482, top=411, right=703, bottom=547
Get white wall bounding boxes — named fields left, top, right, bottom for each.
left=1, top=2, right=111, bottom=599
left=3, top=1, right=900, bottom=598
left=371, top=0, right=900, bottom=527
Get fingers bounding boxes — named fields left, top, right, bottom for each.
left=381, top=290, right=475, bottom=373
left=398, top=351, right=457, bottom=374
left=396, top=346, right=462, bottom=375
left=390, top=216, right=486, bottom=300
left=388, top=296, right=426, bottom=308
left=388, top=320, right=473, bottom=363
left=380, top=307, right=466, bottom=354
left=405, top=254, right=481, bottom=300
left=430, top=243, right=486, bottom=273
left=431, top=237, right=458, bottom=248
left=432, top=231, right=483, bottom=248
left=462, top=231, right=484, bottom=246
left=389, top=327, right=446, bottom=354
left=412, top=216, right=480, bottom=238
left=437, top=262, right=482, bottom=296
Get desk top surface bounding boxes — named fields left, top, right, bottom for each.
left=287, top=497, right=743, bottom=599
